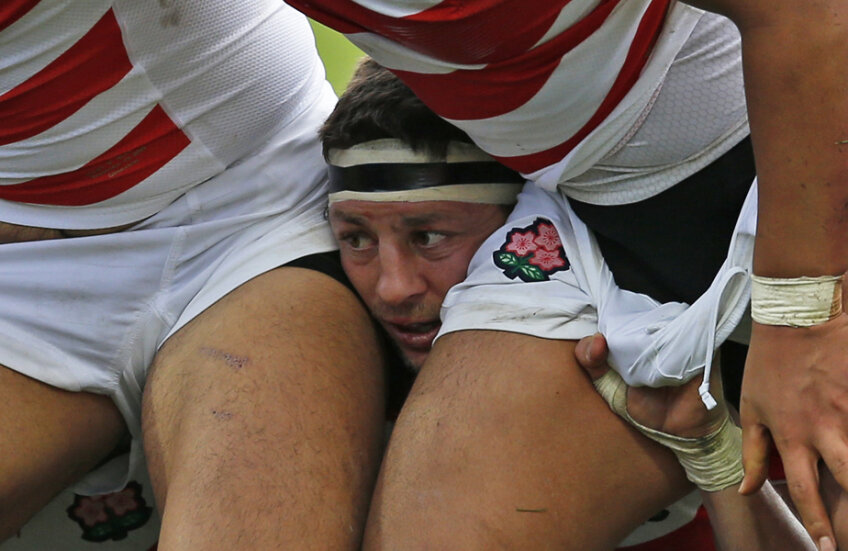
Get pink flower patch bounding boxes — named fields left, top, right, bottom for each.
left=104, top=487, right=140, bottom=516
left=72, top=497, right=109, bottom=527
left=533, top=222, right=562, bottom=251
left=529, top=248, right=566, bottom=271
left=505, top=230, right=538, bottom=256
left=67, top=480, right=153, bottom=542
left=493, top=217, right=570, bottom=282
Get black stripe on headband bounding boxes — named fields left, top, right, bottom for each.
left=328, top=161, right=524, bottom=194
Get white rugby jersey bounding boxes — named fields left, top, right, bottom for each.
left=288, top=0, right=748, bottom=204
left=0, top=0, right=328, bottom=228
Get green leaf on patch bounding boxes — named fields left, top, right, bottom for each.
left=495, top=251, right=520, bottom=267
left=518, top=264, right=545, bottom=281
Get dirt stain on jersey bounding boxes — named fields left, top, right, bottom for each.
left=158, top=0, right=181, bottom=27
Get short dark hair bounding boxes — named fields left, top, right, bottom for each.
left=319, top=57, right=473, bottom=159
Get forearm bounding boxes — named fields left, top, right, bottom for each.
left=702, top=482, right=814, bottom=551
left=686, top=0, right=848, bottom=276
left=745, top=5, right=848, bottom=278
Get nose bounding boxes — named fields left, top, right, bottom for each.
left=375, top=247, right=427, bottom=306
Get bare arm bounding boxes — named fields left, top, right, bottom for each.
left=576, top=334, right=815, bottom=551
left=674, top=2, right=848, bottom=548
left=685, top=2, right=848, bottom=266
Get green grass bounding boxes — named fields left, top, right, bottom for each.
left=310, top=20, right=365, bottom=95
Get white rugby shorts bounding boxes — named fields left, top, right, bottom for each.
left=439, top=180, right=757, bottom=406
left=0, top=85, right=338, bottom=495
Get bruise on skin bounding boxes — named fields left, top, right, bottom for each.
left=200, top=347, right=250, bottom=370
left=211, top=409, right=234, bottom=421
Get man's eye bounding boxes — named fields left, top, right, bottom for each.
left=342, top=233, right=375, bottom=250
left=415, top=231, right=447, bottom=247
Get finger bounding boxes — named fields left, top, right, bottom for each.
left=574, top=334, right=596, bottom=368
left=818, top=438, right=848, bottom=549
left=781, top=448, right=836, bottom=551
left=574, top=332, right=609, bottom=374
left=738, top=421, right=770, bottom=495
left=820, top=438, right=848, bottom=498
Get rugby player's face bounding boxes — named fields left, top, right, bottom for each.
left=330, top=200, right=507, bottom=370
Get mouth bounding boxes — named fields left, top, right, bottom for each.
left=382, top=319, right=441, bottom=352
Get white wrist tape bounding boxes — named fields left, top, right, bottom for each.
left=593, top=370, right=743, bottom=492
left=751, top=274, right=843, bottom=327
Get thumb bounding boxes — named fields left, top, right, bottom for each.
left=738, top=421, right=771, bottom=495
left=574, top=333, right=610, bottom=381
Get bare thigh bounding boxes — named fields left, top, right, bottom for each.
left=0, top=367, right=126, bottom=541
left=365, top=330, right=691, bottom=551
left=143, top=267, right=386, bottom=550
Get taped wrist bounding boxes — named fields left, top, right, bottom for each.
left=593, top=370, right=743, bottom=492
left=751, top=274, right=843, bottom=327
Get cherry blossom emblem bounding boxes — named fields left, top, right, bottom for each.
left=67, top=481, right=153, bottom=542
left=493, top=218, right=569, bottom=282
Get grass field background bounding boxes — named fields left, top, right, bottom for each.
left=310, top=20, right=365, bottom=95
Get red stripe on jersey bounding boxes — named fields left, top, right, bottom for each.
left=0, top=0, right=40, bottom=33
left=490, top=0, right=670, bottom=173
left=292, top=0, right=572, bottom=64
left=621, top=506, right=715, bottom=550
left=0, top=105, right=190, bottom=206
left=391, top=0, right=621, bottom=119
left=0, top=9, right=132, bottom=146
left=287, top=1, right=365, bottom=35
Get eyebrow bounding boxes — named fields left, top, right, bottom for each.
left=399, top=213, right=448, bottom=227
left=328, top=211, right=367, bottom=226
left=329, top=209, right=451, bottom=228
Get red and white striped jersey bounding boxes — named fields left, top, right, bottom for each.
left=288, top=0, right=701, bottom=176
left=288, top=0, right=747, bottom=204
left=0, top=0, right=328, bottom=228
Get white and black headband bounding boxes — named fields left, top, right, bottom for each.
left=327, top=139, right=525, bottom=204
